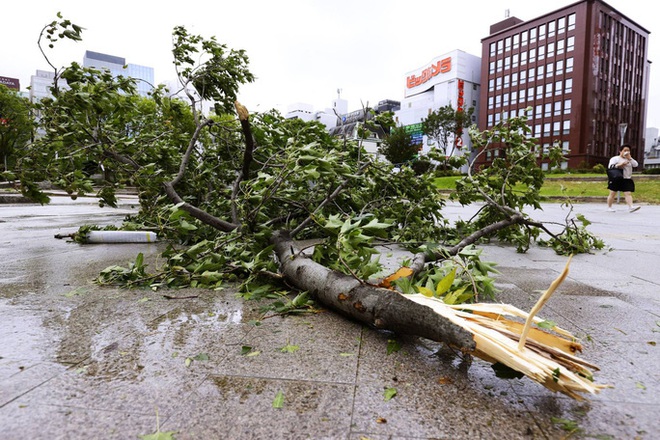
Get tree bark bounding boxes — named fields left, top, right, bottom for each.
left=271, top=229, right=477, bottom=351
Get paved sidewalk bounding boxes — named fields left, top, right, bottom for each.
left=0, top=197, right=658, bottom=439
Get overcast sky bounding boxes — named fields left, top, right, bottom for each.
left=2, top=0, right=658, bottom=130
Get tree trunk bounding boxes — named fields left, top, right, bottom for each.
left=271, top=230, right=477, bottom=351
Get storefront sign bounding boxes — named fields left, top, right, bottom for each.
left=406, top=57, right=451, bottom=89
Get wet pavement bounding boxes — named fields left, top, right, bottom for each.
left=0, top=195, right=658, bottom=439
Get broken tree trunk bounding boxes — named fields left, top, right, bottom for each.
left=271, top=229, right=609, bottom=400
left=271, top=230, right=477, bottom=351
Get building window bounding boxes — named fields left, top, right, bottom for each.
left=497, top=40, right=504, bottom=54
left=562, top=140, right=570, bottom=152
left=497, top=59, right=503, bottom=72
left=566, top=57, right=574, bottom=73
left=521, top=30, right=528, bottom=46
left=512, top=72, right=519, bottom=86
left=563, top=120, right=570, bottom=134
left=567, top=36, right=575, bottom=52
left=556, top=59, right=564, bottom=75
left=545, top=103, right=552, bottom=117
left=530, top=27, right=537, bottom=43
left=488, top=96, right=494, bottom=109
left=568, top=13, right=576, bottom=31
left=537, top=65, right=544, bottom=80
left=548, top=21, right=556, bottom=38
left=547, top=42, right=555, bottom=58
left=505, top=37, right=512, bottom=52
left=529, top=67, right=536, bottom=79
left=557, top=39, right=565, bottom=55
left=546, top=62, right=554, bottom=78
left=545, top=83, right=553, bottom=97
left=520, top=70, right=527, bottom=84
left=553, top=121, right=560, bottom=135
left=521, top=51, right=528, bottom=65
left=529, top=48, right=536, bottom=63
left=511, top=90, right=518, bottom=104
left=513, top=34, right=520, bottom=50
left=504, top=74, right=510, bottom=88
left=555, top=80, right=563, bottom=95
left=538, top=45, right=546, bottom=60
left=535, top=104, right=542, bottom=118
left=565, top=78, right=573, bottom=93
left=495, top=94, right=502, bottom=107
left=488, top=114, right=494, bottom=126
left=564, top=99, right=572, bottom=114
left=489, top=78, right=495, bottom=92
left=503, top=93, right=510, bottom=106
left=535, top=124, right=542, bottom=137
left=528, top=86, right=534, bottom=101
left=490, top=42, right=497, bottom=56
left=558, top=17, right=566, bottom=34
left=489, top=61, right=495, bottom=74
left=539, top=24, right=546, bottom=41
left=504, top=56, right=511, bottom=70
left=554, top=101, right=562, bottom=116
left=496, top=76, right=502, bottom=90
left=495, top=113, right=501, bottom=123
left=543, top=123, right=551, bottom=136
left=519, top=88, right=526, bottom=101
left=512, top=53, right=519, bottom=68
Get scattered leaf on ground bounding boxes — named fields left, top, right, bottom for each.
left=138, top=431, right=178, bottom=440
left=383, top=387, right=397, bottom=401
left=280, top=343, right=300, bottom=353
left=272, top=391, right=284, bottom=408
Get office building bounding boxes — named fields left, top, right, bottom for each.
left=478, top=0, right=650, bottom=170
left=83, top=51, right=154, bottom=96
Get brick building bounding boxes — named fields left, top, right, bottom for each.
left=478, top=0, right=650, bottom=170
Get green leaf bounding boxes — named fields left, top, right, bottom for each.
left=272, top=391, right=285, bottom=408
left=436, top=267, right=456, bottom=296
left=386, top=339, right=401, bottom=355
left=383, top=387, right=397, bottom=401
left=193, top=353, right=209, bottom=361
left=138, top=432, right=178, bottom=440
left=280, top=343, right=300, bottom=353
left=536, top=320, right=557, bottom=330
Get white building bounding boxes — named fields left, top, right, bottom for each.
left=395, top=49, right=481, bottom=162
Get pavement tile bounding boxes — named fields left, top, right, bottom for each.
left=161, top=375, right=354, bottom=439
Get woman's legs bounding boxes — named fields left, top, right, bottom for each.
left=607, top=190, right=617, bottom=208
left=624, top=191, right=633, bottom=208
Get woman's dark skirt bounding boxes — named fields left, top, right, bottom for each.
left=608, top=177, right=635, bottom=192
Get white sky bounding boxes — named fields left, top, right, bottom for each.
left=2, top=0, right=658, bottom=129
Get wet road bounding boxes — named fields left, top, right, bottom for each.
left=1, top=196, right=659, bottom=439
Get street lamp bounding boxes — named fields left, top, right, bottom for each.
left=618, top=123, right=628, bottom=146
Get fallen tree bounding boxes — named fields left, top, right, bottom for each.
left=15, top=16, right=606, bottom=399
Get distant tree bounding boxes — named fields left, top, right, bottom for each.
left=378, top=126, right=418, bottom=166
left=0, top=85, right=33, bottom=176
left=422, top=104, right=474, bottom=170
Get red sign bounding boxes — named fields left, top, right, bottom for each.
left=406, top=57, right=451, bottom=89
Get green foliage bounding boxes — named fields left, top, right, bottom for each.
left=422, top=104, right=474, bottom=170
left=539, top=212, right=605, bottom=255
left=312, top=214, right=391, bottom=280
left=401, top=245, right=499, bottom=302
left=378, top=125, right=418, bottom=165
left=0, top=85, right=33, bottom=174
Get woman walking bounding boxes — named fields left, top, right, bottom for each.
left=607, top=144, right=640, bottom=212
